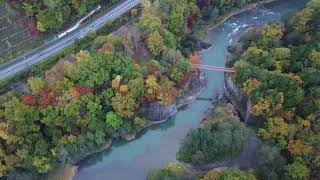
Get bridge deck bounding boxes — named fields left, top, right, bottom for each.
left=193, top=64, right=236, bottom=73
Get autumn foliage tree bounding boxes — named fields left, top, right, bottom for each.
left=0, top=0, right=211, bottom=177
left=231, top=2, right=320, bottom=178
left=21, top=95, right=37, bottom=106
left=147, top=31, right=166, bottom=56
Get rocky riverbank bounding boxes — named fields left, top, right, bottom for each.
left=224, top=76, right=253, bottom=125
left=196, top=0, right=277, bottom=39
left=2, top=71, right=207, bottom=180
left=50, top=70, right=208, bottom=180
left=46, top=164, right=79, bottom=180
left=72, top=0, right=290, bottom=179
left=179, top=95, right=260, bottom=176
left=143, top=70, right=208, bottom=123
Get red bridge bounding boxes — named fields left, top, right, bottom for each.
left=193, top=64, right=236, bottom=73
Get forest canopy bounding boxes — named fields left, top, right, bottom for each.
left=176, top=103, right=251, bottom=164
left=0, top=0, right=199, bottom=178
left=228, top=0, right=320, bottom=179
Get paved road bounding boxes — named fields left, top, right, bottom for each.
left=0, top=0, right=142, bottom=81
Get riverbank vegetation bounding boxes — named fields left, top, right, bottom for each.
left=227, top=0, right=320, bottom=179
left=199, top=168, right=256, bottom=180
left=191, top=0, right=268, bottom=37
left=0, top=0, right=307, bottom=179
left=150, top=99, right=289, bottom=179
left=177, top=101, right=251, bottom=164
left=147, top=163, right=192, bottom=180
left=147, top=162, right=256, bottom=180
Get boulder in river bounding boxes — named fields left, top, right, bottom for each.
left=198, top=41, right=212, bottom=50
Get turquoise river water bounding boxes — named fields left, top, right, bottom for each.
left=75, top=1, right=308, bottom=179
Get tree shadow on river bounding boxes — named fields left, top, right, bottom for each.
left=78, top=115, right=177, bottom=168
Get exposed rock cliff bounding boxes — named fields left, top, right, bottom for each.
left=143, top=71, right=208, bottom=122
left=224, top=77, right=253, bottom=125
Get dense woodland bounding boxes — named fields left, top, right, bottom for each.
left=1, top=0, right=318, bottom=179
left=0, top=0, right=201, bottom=177
left=228, top=0, right=320, bottom=179
left=176, top=102, right=251, bottom=164
left=149, top=0, right=320, bottom=180
left=147, top=101, right=291, bottom=180
left=147, top=102, right=256, bottom=180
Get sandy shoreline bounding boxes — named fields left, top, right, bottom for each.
left=64, top=165, right=79, bottom=180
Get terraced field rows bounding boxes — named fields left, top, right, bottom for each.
left=0, top=2, right=44, bottom=64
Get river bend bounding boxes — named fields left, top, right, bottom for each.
left=75, top=1, right=307, bottom=179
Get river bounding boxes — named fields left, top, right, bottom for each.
left=75, top=1, right=308, bottom=179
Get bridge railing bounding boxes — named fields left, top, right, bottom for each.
left=192, top=64, right=236, bottom=73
